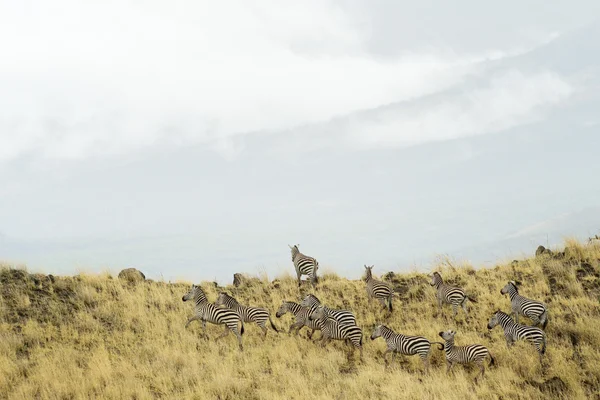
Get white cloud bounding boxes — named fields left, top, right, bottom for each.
left=0, top=0, right=492, bottom=163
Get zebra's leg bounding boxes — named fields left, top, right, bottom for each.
left=321, top=337, right=331, bottom=347
left=307, top=329, right=316, bottom=340
left=185, top=315, right=202, bottom=328
left=383, top=349, right=393, bottom=366
left=215, top=324, right=231, bottom=341
left=290, top=322, right=303, bottom=335
left=421, top=355, right=430, bottom=374
left=437, top=297, right=443, bottom=317
left=452, top=304, right=458, bottom=318
left=201, top=320, right=208, bottom=339
left=296, top=270, right=302, bottom=287
left=258, top=321, right=268, bottom=339
left=446, top=360, right=454, bottom=375
left=461, top=300, right=469, bottom=317
left=377, top=297, right=387, bottom=309
left=475, top=360, right=485, bottom=381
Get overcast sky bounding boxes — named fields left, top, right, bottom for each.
left=1, top=1, right=599, bottom=284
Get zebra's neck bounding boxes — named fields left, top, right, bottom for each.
left=291, top=248, right=300, bottom=260
left=380, top=326, right=394, bottom=339
left=287, top=302, right=302, bottom=315
left=365, top=270, right=373, bottom=282
left=444, top=339, right=454, bottom=351
left=432, top=277, right=443, bottom=289
left=194, top=292, right=207, bottom=306
left=496, top=313, right=514, bottom=328
left=507, top=285, right=519, bottom=300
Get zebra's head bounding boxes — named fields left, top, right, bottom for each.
left=275, top=301, right=291, bottom=318
left=182, top=284, right=202, bottom=302
left=438, top=330, right=456, bottom=341
left=308, top=305, right=326, bottom=321
left=487, top=311, right=501, bottom=330
left=370, top=324, right=384, bottom=340
left=289, top=244, right=300, bottom=257
left=430, top=272, right=442, bottom=286
left=500, top=281, right=519, bottom=295
left=214, top=292, right=230, bottom=308
left=300, top=293, right=320, bottom=308
left=364, top=264, right=374, bottom=279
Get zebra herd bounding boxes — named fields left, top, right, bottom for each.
left=182, top=244, right=550, bottom=380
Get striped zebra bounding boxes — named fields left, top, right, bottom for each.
left=308, top=306, right=363, bottom=361
left=487, top=310, right=546, bottom=364
left=370, top=325, right=444, bottom=372
left=275, top=301, right=321, bottom=339
left=289, top=244, right=319, bottom=287
left=215, top=292, right=279, bottom=338
left=364, top=265, right=394, bottom=312
left=232, top=273, right=243, bottom=287
left=429, top=272, right=477, bottom=318
left=182, top=284, right=245, bottom=351
left=439, top=330, right=495, bottom=381
left=300, top=294, right=357, bottom=326
left=500, top=281, right=549, bottom=329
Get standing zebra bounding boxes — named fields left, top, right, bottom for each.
left=275, top=301, right=321, bottom=339
left=232, top=273, right=243, bottom=287
left=300, top=294, right=357, bottom=326
left=487, top=310, right=546, bottom=364
left=439, top=330, right=495, bottom=382
left=500, top=281, right=549, bottom=329
left=429, top=272, right=477, bottom=318
left=182, top=284, right=245, bottom=351
left=215, top=292, right=279, bottom=338
left=364, top=265, right=394, bottom=312
left=289, top=244, right=319, bottom=287
left=370, top=325, right=444, bottom=372
left=308, top=306, right=363, bottom=361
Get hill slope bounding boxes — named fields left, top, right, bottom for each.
left=1, top=240, right=599, bottom=399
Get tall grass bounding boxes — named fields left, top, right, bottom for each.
left=0, top=240, right=599, bottom=399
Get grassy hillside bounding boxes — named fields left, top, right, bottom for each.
left=1, top=239, right=599, bottom=399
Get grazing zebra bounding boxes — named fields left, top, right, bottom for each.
left=429, top=272, right=477, bottom=318
left=439, top=330, right=495, bottom=381
left=487, top=310, right=546, bottom=364
left=370, top=325, right=444, bottom=372
left=289, top=244, right=319, bottom=287
left=215, top=292, right=279, bottom=338
left=364, top=265, right=394, bottom=312
left=309, top=306, right=363, bottom=361
left=275, top=301, right=321, bottom=339
left=300, top=294, right=357, bottom=326
left=182, top=284, right=245, bottom=351
left=500, top=281, right=549, bottom=329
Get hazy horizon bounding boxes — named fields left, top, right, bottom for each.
left=1, top=1, right=599, bottom=284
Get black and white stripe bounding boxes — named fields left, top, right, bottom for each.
left=364, top=265, right=394, bottom=312
left=182, top=284, right=245, bottom=351
left=300, top=294, right=357, bottom=326
left=439, top=330, right=495, bottom=381
left=370, top=325, right=443, bottom=371
left=215, top=292, right=279, bottom=338
left=500, top=281, right=549, bottom=329
left=309, top=306, right=363, bottom=361
left=275, top=301, right=321, bottom=339
left=289, top=244, right=319, bottom=287
left=488, top=310, right=546, bottom=364
left=430, top=272, right=476, bottom=318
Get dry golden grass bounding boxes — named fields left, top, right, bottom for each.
left=1, top=240, right=600, bottom=399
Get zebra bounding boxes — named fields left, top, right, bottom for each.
left=275, top=301, right=321, bottom=339
left=308, top=306, right=363, bottom=361
left=364, top=265, right=394, bottom=312
left=438, top=330, right=495, bottom=382
left=487, top=310, right=546, bottom=364
left=429, top=271, right=477, bottom=318
left=300, top=294, right=357, bottom=326
left=182, top=284, right=245, bottom=351
left=215, top=292, right=279, bottom=338
left=289, top=244, right=319, bottom=287
left=370, top=325, right=444, bottom=372
left=500, top=281, right=549, bottom=329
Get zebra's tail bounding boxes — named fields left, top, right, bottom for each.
left=431, top=342, right=445, bottom=350
left=541, top=310, right=549, bottom=330
left=269, top=317, right=280, bottom=333
left=467, top=295, right=478, bottom=303
left=541, top=335, right=547, bottom=355
left=240, top=321, right=245, bottom=336
left=488, top=352, right=496, bottom=368
left=388, top=296, right=393, bottom=312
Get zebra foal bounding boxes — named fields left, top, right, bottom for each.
left=500, top=281, right=549, bottom=329
left=182, top=284, right=245, bottom=351
left=488, top=310, right=546, bottom=364
left=364, top=265, right=394, bottom=312
left=439, top=330, right=495, bottom=381
left=429, top=272, right=477, bottom=318
left=309, top=306, right=364, bottom=361
left=215, top=292, right=279, bottom=338
left=300, top=294, right=357, bottom=326
left=370, top=325, right=443, bottom=372
left=289, top=244, right=319, bottom=287
left=275, top=301, right=321, bottom=339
